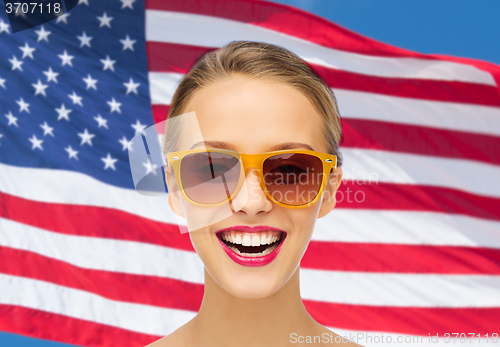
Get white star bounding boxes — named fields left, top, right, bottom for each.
left=68, top=91, right=83, bottom=106
left=77, top=31, right=93, bottom=48
left=120, top=35, right=136, bottom=51
left=56, top=13, right=70, bottom=24
left=65, top=145, right=79, bottom=160
left=124, top=78, right=140, bottom=94
left=35, top=26, right=51, bottom=42
left=9, top=56, right=23, bottom=71
left=107, top=97, right=122, bottom=113
left=78, top=128, right=95, bottom=146
left=16, top=98, right=30, bottom=113
left=78, top=0, right=89, bottom=5
left=143, top=161, right=158, bottom=175
left=97, top=12, right=113, bottom=28
left=118, top=136, right=132, bottom=151
left=55, top=104, right=72, bottom=121
left=83, top=74, right=98, bottom=90
left=40, top=122, right=54, bottom=136
left=100, top=55, right=116, bottom=71
left=0, top=77, right=5, bottom=89
left=131, top=120, right=146, bottom=134
left=0, top=19, right=10, bottom=34
left=43, top=67, right=59, bottom=83
left=19, top=43, right=36, bottom=59
left=94, top=114, right=108, bottom=128
left=5, top=112, right=18, bottom=127
left=28, top=135, right=43, bottom=150
left=58, top=50, right=74, bottom=67
left=32, top=79, right=49, bottom=96
left=14, top=9, right=26, bottom=18
left=101, top=153, right=118, bottom=170
left=120, top=0, right=136, bottom=9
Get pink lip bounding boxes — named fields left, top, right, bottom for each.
left=216, top=225, right=287, bottom=267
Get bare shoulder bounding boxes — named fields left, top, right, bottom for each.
left=144, top=323, right=192, bottom=347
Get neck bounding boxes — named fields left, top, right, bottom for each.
left=190, top=267, right=318, bottom=347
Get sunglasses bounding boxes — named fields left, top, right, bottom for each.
left=165, top=149, right=337, bottom=209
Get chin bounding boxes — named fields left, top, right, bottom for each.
left=215, top=270, right=289, bottom=299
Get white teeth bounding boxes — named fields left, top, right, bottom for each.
left=251, top=234, right=260, bottom=246
left=235, top=234, right=242, bottom=244
left=242, top=234, right=252, bottom=246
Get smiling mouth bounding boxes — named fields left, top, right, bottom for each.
left=217, top=230, right=286, bottom=257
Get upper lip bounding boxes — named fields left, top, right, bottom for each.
left=216, top=225, right=287, bottom=234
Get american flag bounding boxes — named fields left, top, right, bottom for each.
left=1, top=0, right=499, bottom=346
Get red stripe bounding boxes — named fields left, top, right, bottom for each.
left=145, top=0, right=500, bottom=88
left=341, top=118, right=500, bottom=166
left=1, top=247, right=498, bottom=336
left=336, top=181, right=500, bottom=221
left=302, top=242, right=500, bottom=274
left=0, top=246, right=203, bottom=310
left=304, top=300, right=500, bottom=336
left=0, top=190, right=194, bottom=251
left=146, top=41, right=500, bottom=106
left=0, top=305, right=161, bottom=347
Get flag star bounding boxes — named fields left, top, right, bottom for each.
left=143, top=161, right=158, bottom=175
left=68, top=91, right=83, bottom=106
left=40, top=122, right=54, bottom=136
left=5, top=112, right=18, bottom=127
left=55, top=104, right=72, bottom=121
left=0, top=19, right=10, bottom=34
left=120, top=0, right=136, bottom=9
left=100, top=55, right=116, bottom=71
left=58, top=50, right=74, bottom=67
left=78, top=128, right=95, bottom=146
left=32, top=79, right=49, bottom=96
left=118, top=136, right=132, bottom=151
left=78, top=0, right=89, bottom=5
left=19, top=42, right=36, bottom=59
left=0, top=76, right=5, bottom=89
left=83, top=74, right=98, bottom=90
left=56, top=13, right=70, bottom=24
left=65, top=145, right=79, bottom=160
left=124, top=78, right=140, bottom=94
left=43, top=67, right=59, bottom=83
left=101, top=153, right=118, bottom=170
left=120, top=35, right=136, bottom=51
left=77, top=31, right=93, bottom=48
left=35, top=26, right=51, bottom=42
left=9, top=56, right=23, bottom=71
left=29, top=135, right=43, bottom=150
left=16, top=98, right=30, bottom=113
left=131, top=120, right=146, bottom=134
left=97, top=12, right=113, bottom=28
left=94, top=114, right=108, bottom=128
left=107, top=97, right=122, bottom=113
left=14, top=10, right=27, bottom=18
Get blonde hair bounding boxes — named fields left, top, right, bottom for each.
left=163, top=40, right=343, bottom=167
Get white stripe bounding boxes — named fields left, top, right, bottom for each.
left=327, top=328, right=491, bottom=347
left=0, top=218, right=204, bottom=284
left=0, top=162, right=180, bottom=225
left=342, top=148, right=500, bottom=198
left=300, top=269, right=500, bottom=307
left=0, top=274, right=195, bottom=336
left=315, top=210, right=500, bottom=249
left=2, top=218, right=500, bottom=308
left=149, top=72, right=500, bottom=137
left=145, top=10, right=496, bottom=86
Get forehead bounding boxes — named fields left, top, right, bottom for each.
left=177, top=75, right=327, bottom=153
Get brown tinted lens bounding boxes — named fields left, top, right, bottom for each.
left=263, top=153, right=323, bottom=206
left=180, top=151, right=241, bottom=204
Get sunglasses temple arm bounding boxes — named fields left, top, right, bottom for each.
left=221, top=174, right=236, bottom=211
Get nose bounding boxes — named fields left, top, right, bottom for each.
left=230, top=166, right=273, bottom=215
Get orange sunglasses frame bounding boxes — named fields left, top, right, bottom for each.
left=165, top=149, right=337, bottom=209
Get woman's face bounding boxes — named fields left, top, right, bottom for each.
left=167, top=74, right=342, bottom=299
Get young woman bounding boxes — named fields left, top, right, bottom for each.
left=147, top=40, right=357, bottom=346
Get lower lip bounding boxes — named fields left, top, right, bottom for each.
left=217, top=233, right=286, bottom=267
